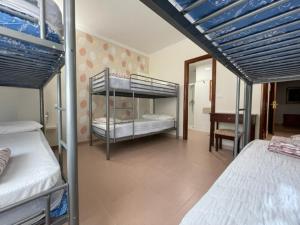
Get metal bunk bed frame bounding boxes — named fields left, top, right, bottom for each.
left=140, top=0, right=300, bottom=158
left=89, top=67, right=180, bottom=160
left=0, top=0, right=79, bottom=224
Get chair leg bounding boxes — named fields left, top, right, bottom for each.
left=219, top=138, right=222, bottom=149
left=216, top=136, right=219, bottom=152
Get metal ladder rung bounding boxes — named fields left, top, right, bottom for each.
left=60, top=140, right=68, bottom=150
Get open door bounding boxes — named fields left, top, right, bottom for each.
left=268, top=82, right=278, bottom=135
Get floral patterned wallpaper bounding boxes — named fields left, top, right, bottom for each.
left=75, top=30, right=150, bottom=142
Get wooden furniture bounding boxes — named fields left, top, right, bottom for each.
left=215, top=129, right=243, bottom=153
left=283, top=114, right=300, bottom=128
left=209, top=113, right=256, bottom=151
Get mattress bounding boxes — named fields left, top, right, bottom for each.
left=93, top=119, right=175, bottom=139
left=180, top=140, right=300, bottom=225
left=0, top=0, right=62, bottom=43
left=0, top=130, right=64, bottom=224
left=92, top=74, right=177, bottom=96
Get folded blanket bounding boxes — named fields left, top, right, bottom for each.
left=268, top=136, right=300, bottom=159
left=0, top=147, right=11, bottom=176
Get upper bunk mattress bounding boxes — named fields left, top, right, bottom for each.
left=93, top=119, right=175, bottom=139
left=92, top=74, right=178, bottom=97
left=0, top=130, right=62, bottom=209
left=0, top=0, right=63, bottom=43
left=180, top=140, right=300, bottom=225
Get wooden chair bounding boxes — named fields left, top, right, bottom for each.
left=214, top=129, right=243, bottom=153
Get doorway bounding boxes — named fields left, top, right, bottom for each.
left=183, top=55, right=216, bottom=140
left=260, top=81, right=300, bottom=139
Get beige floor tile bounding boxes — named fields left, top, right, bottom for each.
left=76, top=130, right=232, bottom=225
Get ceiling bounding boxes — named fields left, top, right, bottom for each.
left=55, top=0, right=185, bottom=54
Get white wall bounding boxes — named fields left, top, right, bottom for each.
left=0, top=87, right=40, bottom=122
left=149, top=39, right=207, bottom=136
left=275, top=81, right=300, bottom=124
left=149, top=38, right=262, bottom=138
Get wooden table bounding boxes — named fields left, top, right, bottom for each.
left=209, top=113, right=256, bottom=151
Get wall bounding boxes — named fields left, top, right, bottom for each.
left=0, top=87, right=40, bottom=122
left=275, top=81, right=300, bottom=124
left=149, top=38, right=262, bottom=139
left=0, top=30, right=150, bottom=144
left=149, top=39, right=207, bottom=136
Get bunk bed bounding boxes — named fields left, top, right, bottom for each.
left=140, top=0, right=300, bottom=224
left=89, top=68, right=179, bottom=160
left=0, top=0, right=78, bottom=225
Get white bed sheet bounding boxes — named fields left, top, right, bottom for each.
left=93, top=119, right=175, bottom=139
left=0, top=130, right=63, bottom=224
left=180, top=140, right=300, bottom=225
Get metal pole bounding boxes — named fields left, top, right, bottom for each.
left=176, top=85, right=180, bottom=139
left=64, top=0, right=79, bottom=224
left=234, top=77, right=241, bottom=158
left=113, top=89, right=116, bottom=143
left=132, top=92, right=135, bottom=139
left=245, top=83, right=253, bottom=145
left=105, top=68, right=110, bottom=160
left=56, top=72, right=63, bottom=169
left=39, top=88, right=45, bottom=133
left=89, top=78, right=93, bottom=146
left=242, top=81, right=248, bottom=148
left=39, top=0, right=46, bottom=39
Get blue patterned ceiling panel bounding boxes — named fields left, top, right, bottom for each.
left=142, top=0, right=300, bottom=83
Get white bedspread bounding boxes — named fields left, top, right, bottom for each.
left=0, top=130, right=62, bottom=208
left=93, top=119, right=175, bottom=139
left=180, top=140, right=300, bottom=225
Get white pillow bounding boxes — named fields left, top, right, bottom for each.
left=142, top=114, right=159, bottom=120
left=142, top=114, right=174, bottom=121
left=0, top=121, right=43, bottom=135
left=157, top=114, right=174, bottom=121
left=94, top=117, right=121, bottom=124
left=291, top=135, right=300, bottom=146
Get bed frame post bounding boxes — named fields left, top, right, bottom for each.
left=105, top=68, right=110, bottom=160
left=64, top=0, right=79, bottom=224
left=39, top=0, right=46, bottom=39
left=89, top=77, right=93, bottom=146
left=234, top=77, right=241, bottom=158
left=243, top=82, right=249, bottom=147
left=39, top=88, right=45, bottom=133
left=176, top=85, right=180, bottom=139
left=244, top=83, right=253, bottom=146
left=56, top=72, right=63, bottom=170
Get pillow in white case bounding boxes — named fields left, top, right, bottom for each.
left=0, top=121, right=43, bottom=135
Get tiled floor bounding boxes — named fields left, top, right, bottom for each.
left=76, top=130, right=232, bottom=225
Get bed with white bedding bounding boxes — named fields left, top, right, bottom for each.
left=91, top=73, right=178, bottom=97
left=180, top=139, right=300, bottom=225
left=0, top=129, right=66, bottom=224
left=93, top=118, right=176, bottom=139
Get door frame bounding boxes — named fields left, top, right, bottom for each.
left=183, top=54, right=216, bottom=140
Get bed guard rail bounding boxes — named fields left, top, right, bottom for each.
left=90, top=68, right=179, bottom=97
left=0, top=183, right=69, bottom=225
left=130, top=74, right=178, bottom=96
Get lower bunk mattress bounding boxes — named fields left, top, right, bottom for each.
left=92, top=119, right=176, bottom=139
left=180, top=140, right=300, bottom=225
left=0, top=130, right=66, bottom=224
